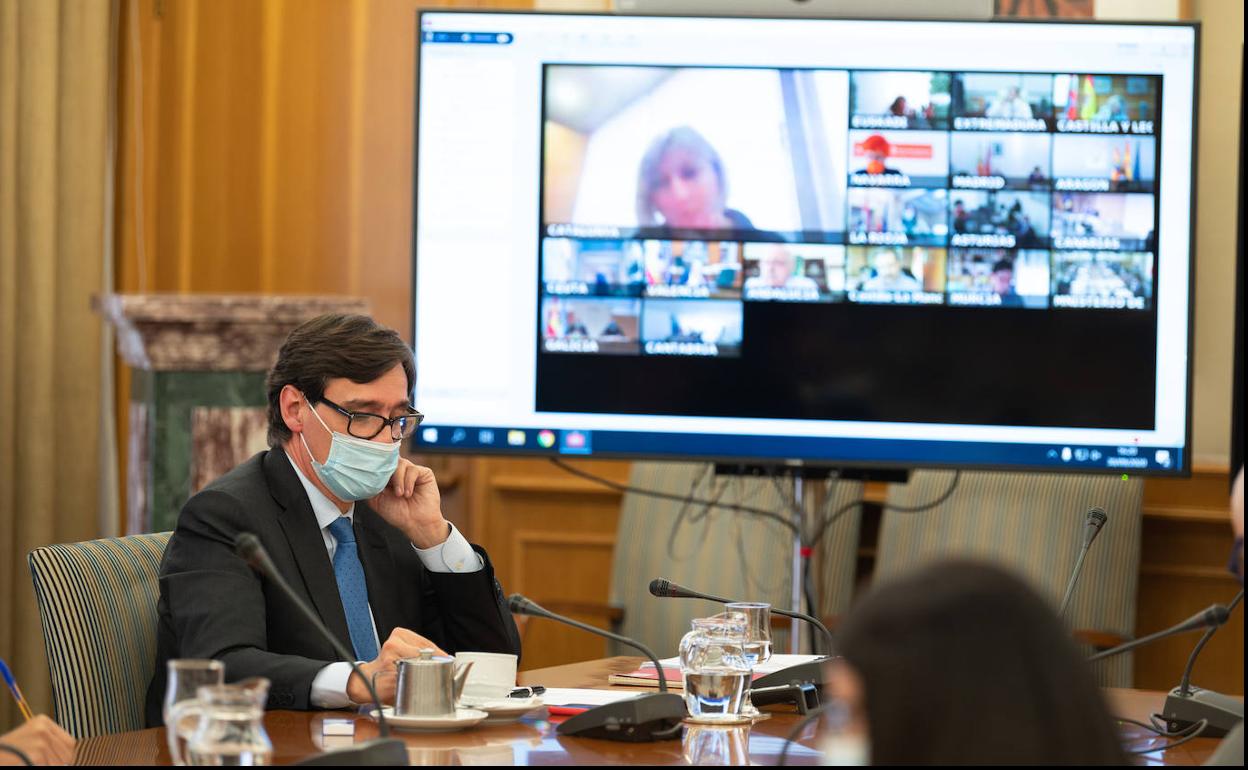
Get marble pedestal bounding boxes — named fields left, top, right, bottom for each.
left=98, top=294, right=371, bottom=533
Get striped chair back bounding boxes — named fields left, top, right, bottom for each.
left=874, top=471, right=1143, bottom=686
left=610, top=463, right=862, bottom=657
left=27, top=532, right=172, bottom=738
left=813, top=475, right=868, bottom=625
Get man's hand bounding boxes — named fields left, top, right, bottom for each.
left=348, top=628, right=448, bottom=705
left=369, top=459, right=449, bottom=549
left=0, top=715, right=75, bottom=766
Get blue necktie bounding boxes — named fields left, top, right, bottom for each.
left=327, top=516, right=379, bottom=662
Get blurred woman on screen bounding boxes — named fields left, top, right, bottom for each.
left=823, top=561, right=1126, bottom=765
left=635, top=126, right=757, bottom=233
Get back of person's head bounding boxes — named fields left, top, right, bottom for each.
left=835, top=560, right=1126, bottom=765
left=635, top=125, right=725, bottom=225
left=265, top=314, right=414, bottom=446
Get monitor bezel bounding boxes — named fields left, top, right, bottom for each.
left=410, top=8, right=1200, bottom=477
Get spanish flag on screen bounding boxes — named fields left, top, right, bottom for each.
left=1079, top=75, right=1098, bottom=120
left=545, top=300, right=564, bottom=338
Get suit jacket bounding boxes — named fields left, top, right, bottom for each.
left=144, top=449, right=520, bottom=726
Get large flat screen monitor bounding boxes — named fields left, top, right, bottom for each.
left=412, top=11, right=1197, bottom=476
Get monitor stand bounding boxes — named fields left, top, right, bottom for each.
left=711, top=463, right=910, bottom=652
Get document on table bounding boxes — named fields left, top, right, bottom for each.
left=541, top=688, right=646, bottom=706
left=642, top=654, right=825, bottom=675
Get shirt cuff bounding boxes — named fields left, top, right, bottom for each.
left=310, top=661, right=356, bottom=709
left=412, top=522, right=484, bottom=573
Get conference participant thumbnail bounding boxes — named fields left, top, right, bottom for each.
left=640, top=240, right=743, bottom=300
left=1052, top=73, right=1158, bottom=134
left=1051, top=192, right=1156, bottom=251
left=1051, top=250, right=1154, bottom=310
left=950, top=72, right=1055, bottom=132
left=847, top=130, right=950, bottom=189
left=541, top=297, right=642, bottom=354
left=1052, top=134, right=1157, bottom=193
left=848, top=187, right=948, bottom=248
left=541, top=237, right=645, bottom=297
left=949, top=132, right=1053, bottom=191
left=947, top=249, right=1050, bottom=309
left=950, top=190, right=1050, bottom=250
left=742, top=243, right=845, bottom=303
left=846, top=246, right=946, bottom=305
left=850, top=70, right=951, bottom=130
left=542, top=64, right=846, bottom=243
left=640, top=298, right=744, bottom=358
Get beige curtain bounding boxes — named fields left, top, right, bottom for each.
left=0, top=0, right=115, bottom=731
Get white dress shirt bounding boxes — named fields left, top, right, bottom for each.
left=282, top=451, right=482, bottom=707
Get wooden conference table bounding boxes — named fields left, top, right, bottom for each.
left=73, top=657, right=1227, bottom=766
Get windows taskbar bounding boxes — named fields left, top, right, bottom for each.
left=411, top=424, right=1185, bottom=475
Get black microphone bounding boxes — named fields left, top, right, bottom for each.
left=648, top=578, right=832, bottom=696
left=506, top=594, right=685, bottom=742
left=234, top=533, right=407, bottom=766
left=1086, top=604, right=1231, bottom=663
left=1161, top=589, right=1245, bottom=737
left=648, top=578, right=835, bottom=653
left=1058, top=507, right=1108, bottom=619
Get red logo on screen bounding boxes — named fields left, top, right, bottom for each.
left=852, top=142, right=933, bottom=159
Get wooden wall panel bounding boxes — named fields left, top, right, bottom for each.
left=466, top=457, right=629, bottom=670
left=116, top=0, right=471, bottom=318
left=113, top=0, right=536, bottom=519
left=510, top=531, right=618, bottom=669
left=1136, top=466, right=1242, bottom=693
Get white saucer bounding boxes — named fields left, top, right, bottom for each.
left=458, top=696, right=544, bottom=724
left=370, top=706, right=488, bottom=732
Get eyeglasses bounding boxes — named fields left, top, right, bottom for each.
left=317, top=396, right=424, bottom=441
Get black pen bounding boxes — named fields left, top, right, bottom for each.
left=510, top=685, right=546, bottom=698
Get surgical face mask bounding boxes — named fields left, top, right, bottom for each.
left=299, top=397, right=400, bottom=501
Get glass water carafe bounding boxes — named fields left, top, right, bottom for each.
left=678, top=613, right=752, bottom=722
left=168, top=679, right=273, bottom=766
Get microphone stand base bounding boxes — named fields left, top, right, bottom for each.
left=751, top=659, right=831, bottom=693
left=1162, top=686, right=1245, bottom=738
left=556, top=693, right=686, bottom=742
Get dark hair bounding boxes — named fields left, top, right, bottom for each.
left=991, top=258, right=1014, bottom=273
left=835, top=561, right=1126, bottom=765
left=265, top=314, right=415, bottom=447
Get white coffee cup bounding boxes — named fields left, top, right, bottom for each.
left=454, top=651, right=518, bottom=703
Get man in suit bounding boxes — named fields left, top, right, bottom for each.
left=145, top=314, right=520, bottom=725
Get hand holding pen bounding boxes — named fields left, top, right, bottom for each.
left=0, top=658, right=76, bottom=766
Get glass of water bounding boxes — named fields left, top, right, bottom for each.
left=165, top=659, right=225, bottom=763
left=678, top=613, right=751, bottom=723
left=165, top=659, right=226, bottom=726
left=725, top=602, right=771, bottom=717
left=724, top=602, right=772, bottom=667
